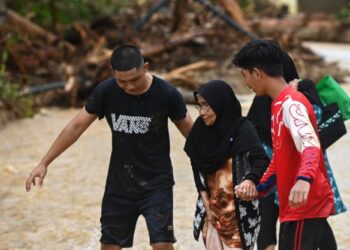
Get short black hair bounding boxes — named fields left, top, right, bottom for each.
left=233, top=39, right=283, bottom=77
left=111, top=45, right=144, bottom=71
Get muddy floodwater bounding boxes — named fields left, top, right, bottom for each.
left=1, top=99, right=350, bottom=250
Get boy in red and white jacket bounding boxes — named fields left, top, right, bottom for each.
left=233, top=39, right=334, bottom=250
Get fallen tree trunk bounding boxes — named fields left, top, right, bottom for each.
left=86, top=28, right=216, bottom=65
left=166, top=74, right=199, bottom=89
left=164, top=60, right=217, bottom=79
left=250, top=16, right=350, bottom=43
left=195, top=0, right=258, bottom=40
left=217, top=0, right=251, bottom=31
left=6, top=9, right=57, bottom=42
left=141, top=28, right=217, bottom=56
left=162, top=60, right=218, bottom=89
left=5, top=9, right=76, bottom=52
left=172, top=0, right=190, bottom=32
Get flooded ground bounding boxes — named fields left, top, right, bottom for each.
left=303, top=42, right=350, bottom=71
left=0, top=106, right=202, bottom=250
left=1, top=103, right=350, bottom=250
left=1, top=42, right=350, bottom=250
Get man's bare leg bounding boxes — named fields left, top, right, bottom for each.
left=151, top=242, right=174, bottom=250
left=101, top=243, right=122, bottom=250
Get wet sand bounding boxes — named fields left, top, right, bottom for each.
left=1, top=96, right=350, bottom=249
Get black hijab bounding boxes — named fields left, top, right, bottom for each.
left=247, top=51, right=299, bottom=147
left=184, top=80, right=248, bottom=175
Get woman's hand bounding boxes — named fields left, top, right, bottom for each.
left=234, top=180, right=258, bottom=201
left=289, top=79, right=300, bottom=90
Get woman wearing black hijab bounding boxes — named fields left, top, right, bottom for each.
left=248, top=52, right=344, bottom=250
left=185, top=80, right=269, bottom=250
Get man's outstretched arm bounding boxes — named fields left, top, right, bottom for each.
left=26, top=108, right=98, bottom=191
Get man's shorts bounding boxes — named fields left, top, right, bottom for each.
left=279, top=218, right=326, bottom=250
left=100, top=187, right=176, bottom=247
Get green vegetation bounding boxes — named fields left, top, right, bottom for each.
left=336, top=2, right=350, bottom=22
left=7, top=0, right=141, bottom=29
left=239, top=0, right=254, bottom=13
left=0, top=51, right=34, bottom=118
left=2, top=0, right=146, bottom=119
left=212, top=0, right=254, bottom=13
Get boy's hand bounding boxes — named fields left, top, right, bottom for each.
left=26, top=164, right=48, bottom=191
left=289, top=179, right=310, bottom=208
left=234, top=180, right=258, bottom=201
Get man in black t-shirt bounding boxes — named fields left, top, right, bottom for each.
left=26, top=45, right=193, bottom=250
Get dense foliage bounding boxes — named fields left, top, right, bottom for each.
left=6, top=0, right=141, bottom=29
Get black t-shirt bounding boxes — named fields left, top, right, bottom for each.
left=85, top=75, right=187, bottom=197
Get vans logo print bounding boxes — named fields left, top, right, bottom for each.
left=111, top=114, right=151, bottom=134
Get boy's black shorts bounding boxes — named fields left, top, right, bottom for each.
left=279, top=218, right=327, bottom=250
left=100, top=187, right=176, bottom=248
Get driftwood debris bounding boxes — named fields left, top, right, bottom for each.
left=251, top=15, right=350, bottom=43
left=172, top=0, right=190, bottom=32
left=218, top=0, right=251, bottom=31
left=1, top=3, right=349, bottom=108
left=86, top=28, right=216, bottom=66
left=163, top=60, right=218, bottom=88
left=165, top=60, right=218, bottom=78
left=141, top=28, right=217, bottom=56
left=4, top=9, right=76, bottom=52
left=6, top=9, right=57, bottom=42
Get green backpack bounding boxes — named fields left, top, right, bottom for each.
left=316, top=75, right=350, bottom=121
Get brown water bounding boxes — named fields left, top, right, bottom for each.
left=1, top=98, right=349, bottom=249
left=0, top=106, right=200, bottom=250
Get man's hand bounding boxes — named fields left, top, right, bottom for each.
left=234, top=180, right=258, bottom=201
left=26, top=164, right=48, bottom=191
left=289, top=179, right=310, bottom=208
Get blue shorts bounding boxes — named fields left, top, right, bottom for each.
left=100, top=187, right=176, bottom=247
